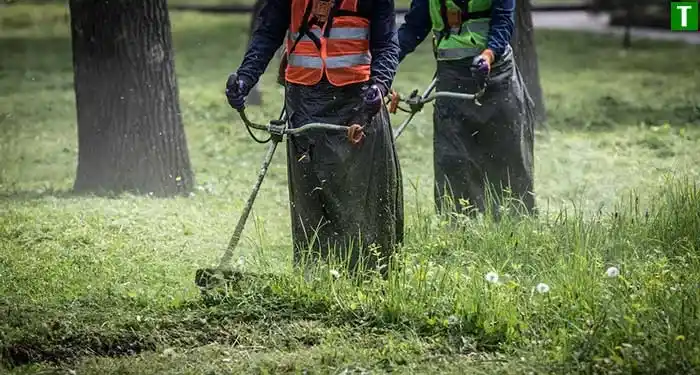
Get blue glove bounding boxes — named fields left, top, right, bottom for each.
left=361, top=83, right=384, bottom=116
left=225, top=73, right=252, bottom=110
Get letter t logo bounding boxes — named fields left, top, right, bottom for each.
left=671, top=2, right=699, bottom=31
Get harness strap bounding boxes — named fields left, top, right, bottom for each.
left=438, top=0, right=451, bottom=40
left=437, top=0, right=492, bottom=40
left=323, top=0, right=344, bottom=38
left=288, top=0, right=319, bottom=56
left=464, top=10, right=492, bottom=19
left=453, top=0, right=468, bottom=34
left=324, top=1, right=369, bottom=38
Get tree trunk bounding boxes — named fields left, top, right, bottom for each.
left=622, top=3, right=633, bottom=49
left=69, top=0, right=194, bottom=197
left=513, top=0, right=546, bottom=126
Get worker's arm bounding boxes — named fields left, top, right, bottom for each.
left=486, top=0, right=515, bottom=58
left=236, top=0, right=290, bottom=87
left=368, top=0, right=401, bottom=96
left=396, top=0, right=432, bottom=62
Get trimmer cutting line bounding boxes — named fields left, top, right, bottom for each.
left=194, top=80, right=485, bottom=293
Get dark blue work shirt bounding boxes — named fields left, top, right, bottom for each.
left=397, top=0, right=515, bottom=61
left=236, top=0, right=400, bottom=94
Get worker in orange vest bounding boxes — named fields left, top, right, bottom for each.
left=225, top=0, right=404, bottom=278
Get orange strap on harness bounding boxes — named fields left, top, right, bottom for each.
left=311, top=0, right=333, bottom=25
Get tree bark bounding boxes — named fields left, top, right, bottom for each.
left=69, top=0, right=194, bottom=197
left=513, top=0, right=546, bottom=126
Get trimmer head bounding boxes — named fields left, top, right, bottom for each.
left=194, top=267, right=245, bottom=291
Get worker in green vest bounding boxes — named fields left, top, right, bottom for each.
left=397, top=0, right=536, bottom=219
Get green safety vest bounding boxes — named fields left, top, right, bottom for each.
left=429, top=0, right=493, bottom=60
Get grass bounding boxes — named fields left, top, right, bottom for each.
left=1, top=4, right=700, bottom=374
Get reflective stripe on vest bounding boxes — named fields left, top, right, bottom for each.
left=326, top=52, right=372, bottom=68
left=435, top=18, right=491, bottom=59
left=288, top=27, right=370, bottom=42
left=286, top=0, right=371, bottom=87
left=435, top=46, right=482, bottom=60
left=288, top=54, right=323, bottom=69
left=288, top=52, right=371, bottom=69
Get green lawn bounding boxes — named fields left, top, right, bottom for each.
left=1, top=4, right=700, bottom=375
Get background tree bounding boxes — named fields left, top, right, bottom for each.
left=513, top=0, right=546, bottom=126
left=589, top=0, right=669, bottom=49
left=69, top=0, right=194, bottom=197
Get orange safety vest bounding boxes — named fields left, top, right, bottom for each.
left=285, top=0, right=371, bottom=87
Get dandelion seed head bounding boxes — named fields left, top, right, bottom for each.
left=485, top=271, right=499, bottom=284
left=536, top=283, right=550, bottom=294
left=606, top=266, right=620, bottom=278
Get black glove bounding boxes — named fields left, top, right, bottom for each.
left=361, top=83, right=385, bottom=116
left=225, top=73, right=253, bottom=110
left=470, top=50, right=493, bottom=88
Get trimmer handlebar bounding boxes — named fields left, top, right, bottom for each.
left=235, top=76, right=486, bottom=145
left=237, top=108, right=365, bottom=145
left=416, top=90, right=483, bottom=102
left=385, top=77, right=487, bottom=140
left=386, top=77, right=486, bottom=114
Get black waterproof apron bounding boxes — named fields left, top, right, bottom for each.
left=432, top=45, right=536, bottom=217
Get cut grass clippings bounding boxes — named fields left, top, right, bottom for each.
left=1, top=4, right=700, bottom=375
left=2, top=179, right=700, bottom=374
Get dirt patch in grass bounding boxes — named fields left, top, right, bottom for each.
left=0, top=276, right=505, bottom=369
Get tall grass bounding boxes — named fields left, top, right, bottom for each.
left=3, top=178, right=698, bottom=373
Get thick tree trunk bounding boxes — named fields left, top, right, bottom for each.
left=69, top=0, right=194, bottom=197
left=513, top=0, right=546, bottom=126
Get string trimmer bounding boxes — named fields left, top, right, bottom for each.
left=194, top=79, right=485, bottom=293
left=194, top=105, right=367, bottom=291
left=385, top=76, right=487, bottom=139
